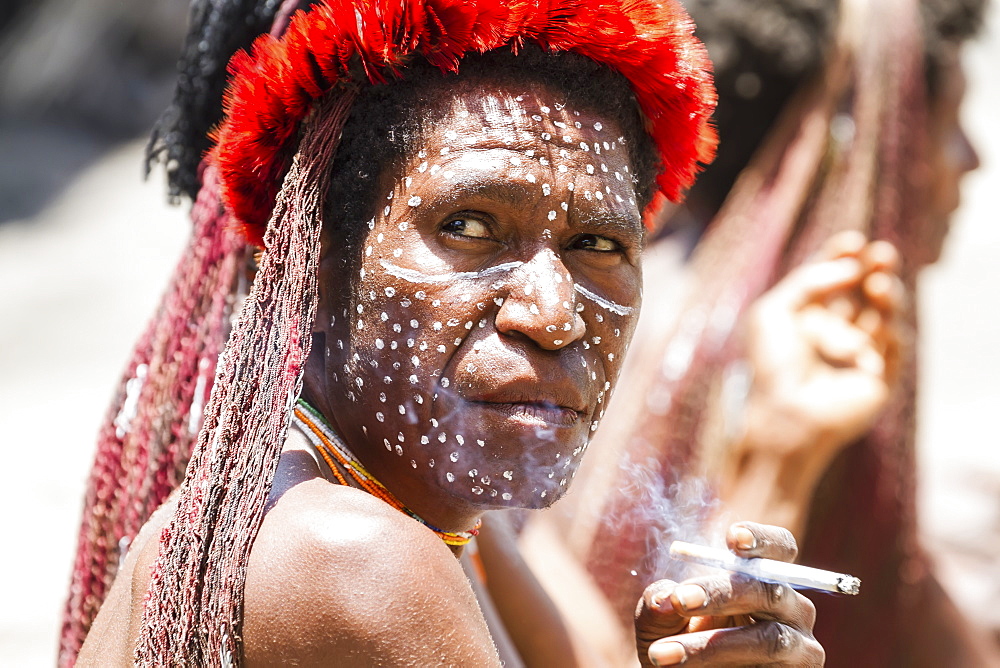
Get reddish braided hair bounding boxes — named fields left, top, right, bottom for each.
left=59, top=167, right=248, bottom=666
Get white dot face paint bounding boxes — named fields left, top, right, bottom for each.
left=314, top=83, right=643, bottom=516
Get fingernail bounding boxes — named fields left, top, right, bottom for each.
left=672, top=584, right=708, bottom=612
left=649, top=641, right=687, bottom=666
left=650, top=590, right=673, bottom=612
left=733, top=526, right=757, bottom=550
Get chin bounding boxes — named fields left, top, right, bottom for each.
left=512, top=486, right=568, bottom=510
left=433, top=456, right=579, bottom=510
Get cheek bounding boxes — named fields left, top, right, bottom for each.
left=329, top=226, right=639, bottom=503
left=335, top=253, right=495, bottom=454
left=579, top=307, right=635, bottom=426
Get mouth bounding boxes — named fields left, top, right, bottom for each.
left=470, top=400, right=583, bottom=427
left=452, top=360, right=591, bottom=429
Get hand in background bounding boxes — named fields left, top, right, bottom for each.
left=721, top=231, right=905, bottom=537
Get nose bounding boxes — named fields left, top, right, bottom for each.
left=495, top=248, right=585, bottom=350
left=957, top=125, right=981, bottom=175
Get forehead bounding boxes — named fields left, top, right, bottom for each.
left=389, top=85, right=640, bottom=219
left=448, top=86, right=617, bottom=136
left=413, top=86, right=630, bottom=163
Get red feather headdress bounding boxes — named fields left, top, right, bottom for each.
left=212, top=0, right=718, bottom=247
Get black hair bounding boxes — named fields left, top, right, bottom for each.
left=677, top=0, right=986, bottom=220
left=145, top=0, right=316, bottom=201
left=323, top=46, right=660, bottom=263
left=678, top=0, right=838, bottom=221
left=921, top=0, right=987, bottom=98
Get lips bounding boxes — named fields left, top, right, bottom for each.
left=463, top=379, right=588, bottom=428
left=474, top=400, right=582, bottom=426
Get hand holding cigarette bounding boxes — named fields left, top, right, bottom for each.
left=635, top=522, right=825, bottom=667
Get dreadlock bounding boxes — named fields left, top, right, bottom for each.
left=144, top=0, right=312, bottom=201
left=679, top=0, right=838, bottom=220
left=60, top=3, right=300, bottom=662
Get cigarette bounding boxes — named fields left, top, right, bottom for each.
left=669, top=541, right=861, bottom=595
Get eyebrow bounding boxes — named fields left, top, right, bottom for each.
left=573, top=208, right=643, bottom=242
left=431, top=173, right=536, bottom=210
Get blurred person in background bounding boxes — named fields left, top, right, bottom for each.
left=521, top=0, right=997, bottom=665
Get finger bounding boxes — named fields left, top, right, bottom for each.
left=826, top=293, right=859, bottom=322
left=855, top=306, right=884, bottom=342
left=635, top=579, right=689, bottom=643
left=647, top=622, right=824, bottom=667
left=854, top=344, right=887, bottom=379
left=800, top=307, right=871, bottom=367
left=815, top=230, right=868, bottom=262
left=776, top=257, right=864, bottom=309
left=862, top=306, right=903, bottom=389
left=860, top=239, right=900, bottom=273
left=726, top=522, right=797, bottom=561
left=862, top=270, right=905, bottom=315
left=668, top=573, right=815, bottom=631
left=855, top=304, right=897, bottom=377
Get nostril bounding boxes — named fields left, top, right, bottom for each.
left=494, top=296, right=585, bottom=350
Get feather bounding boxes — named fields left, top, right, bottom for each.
left=212, top=0, right=718, bottom=246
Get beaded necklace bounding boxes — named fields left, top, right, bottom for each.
left=293, top=400, right=481, bottom=547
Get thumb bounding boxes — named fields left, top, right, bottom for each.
left=635, top=580, right=689, bottom=643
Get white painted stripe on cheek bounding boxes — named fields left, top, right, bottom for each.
left=380, top=259, right=524, bottom=284
left=573, top=283, right=636, bottom=316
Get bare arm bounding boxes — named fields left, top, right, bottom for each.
left=474, top=511, right=582, bottom=667
left=242, top=479, right=502, bottom=667
left=78, top=448, right=502, bottom=667
left=76, top=495, right=178, bottom=668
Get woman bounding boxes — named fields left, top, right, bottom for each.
left=69, top=1, right=822, bottom=666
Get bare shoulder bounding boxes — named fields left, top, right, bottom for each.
left=243, top=479, right=500, bottom=667
left=76, top=495, right=178, bottom=667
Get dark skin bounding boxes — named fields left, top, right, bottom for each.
left=304, top=84, right=645, bottom=535
left=636, top=523, right=821, bottom=667
left=78, top=82, right=821, bottom=667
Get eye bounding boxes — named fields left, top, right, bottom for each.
left=442, top=215, right=491, bottom=239
left=570, top=234, right=620, bottom=253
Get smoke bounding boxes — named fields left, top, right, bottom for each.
left=614, top=452, right=725, bottom=584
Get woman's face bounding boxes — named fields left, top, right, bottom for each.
left=316, top=83, right=645, bottom=512
left=919, top=45, right=980, bottom=265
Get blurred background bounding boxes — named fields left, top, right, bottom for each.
left=0, top=0, right=996, bottom=663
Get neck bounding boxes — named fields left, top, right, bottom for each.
left=295, top=391, right=485, bottom=541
